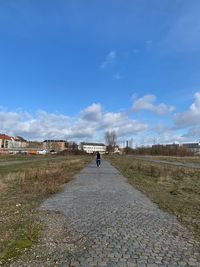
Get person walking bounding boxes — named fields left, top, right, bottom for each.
left=96, top=151, right=101, bottom=167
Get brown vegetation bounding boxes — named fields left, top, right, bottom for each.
left=0, top=155, right=92, bottom=265
left=124, top=145, right=195, bottom=156
left=108, top=155, right=200, bottom=243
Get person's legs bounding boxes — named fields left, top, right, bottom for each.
left=96, top=159, right=100, bottom=167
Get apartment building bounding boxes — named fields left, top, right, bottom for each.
left=182, top=142, right=200, bottom=154
left=79, top=142, right=106, bottom=154
left=43, top=140, right=68, bottom=152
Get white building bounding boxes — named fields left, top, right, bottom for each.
left=0, top=134, right=27, bottom=149
left=79, top=142, right=106, bottom=154
left=0, top=134, right=12, bottom=149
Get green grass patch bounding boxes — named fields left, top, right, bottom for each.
left=0, top=222, right=41, bottom=264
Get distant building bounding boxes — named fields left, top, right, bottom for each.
left=27, top=141, right=43, bottom=149
left=0, top=134, right=12, bottom=149
left=0, top=134, right=28, bottom=154
left=14, top=136, right=27, bottom=148
left=43, top=140, right=68, bottom=152
left=79, top=142, right=106, bottom=154
left=166, top=144, right=179, bottom=149
left=182, top=142, right=200, bottom=154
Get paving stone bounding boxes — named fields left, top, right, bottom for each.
left=39, top=160, right=200, bottom=267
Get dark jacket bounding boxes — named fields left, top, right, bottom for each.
left=96, top=152, right=101, bottom=159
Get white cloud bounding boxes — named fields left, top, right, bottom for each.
left=101, top=50, right=116, bottom=69
left=80, top=103, right=102, bottom=121
left=182, top=126, right=200, bottom=141
left=132, top=94, right=175, bottom=115
left=6, top=93, right=200, bottom=145
left=1, top=98, right=197, bottom=146
left=0, top=110, right=72, bottom=140
left=152, top=123, right=187, bottom=144
left=99, top=112, right=149, bottom=136
left=174, top=92, right=200, bottom=129
left=0, top=104, right=149, bottom=142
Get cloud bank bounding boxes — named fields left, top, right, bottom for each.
left=1, top=93, right=200, bottom=145
left=0, top=102, right=148, bottom=142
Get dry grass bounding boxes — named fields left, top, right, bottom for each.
left=108, top=155, right=200, bottom=243
left=140, top=155, right=200, bottom=164
left=0, top=154, right=48, bottom=162
left=0, top=179, right=6, bottom=191
left=0, top=155, right=92, bottom=265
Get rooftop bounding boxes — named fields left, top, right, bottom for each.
left=81, top=142, right=106, bottom=146
left=0, top=134, right=12, bottom=140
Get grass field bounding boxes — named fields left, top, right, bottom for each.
left=0, top=155, right=92, bottom=265
left=0, top=154, right=49, bottom=162
left=134, top=155, right=200, bottom=164
left=108, top=155, right=200, bottom=243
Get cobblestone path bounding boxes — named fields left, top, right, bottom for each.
left=40, top=160, right=200, bottom=267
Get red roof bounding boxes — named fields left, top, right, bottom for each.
left=0, top=134, right=12, bottom=140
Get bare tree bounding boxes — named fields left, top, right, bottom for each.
left=68, top=141, right=78, bottom=151
left=105, top=131, right=117, bottom=152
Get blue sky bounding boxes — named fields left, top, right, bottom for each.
left=1, top=0, right=200, bottom=146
